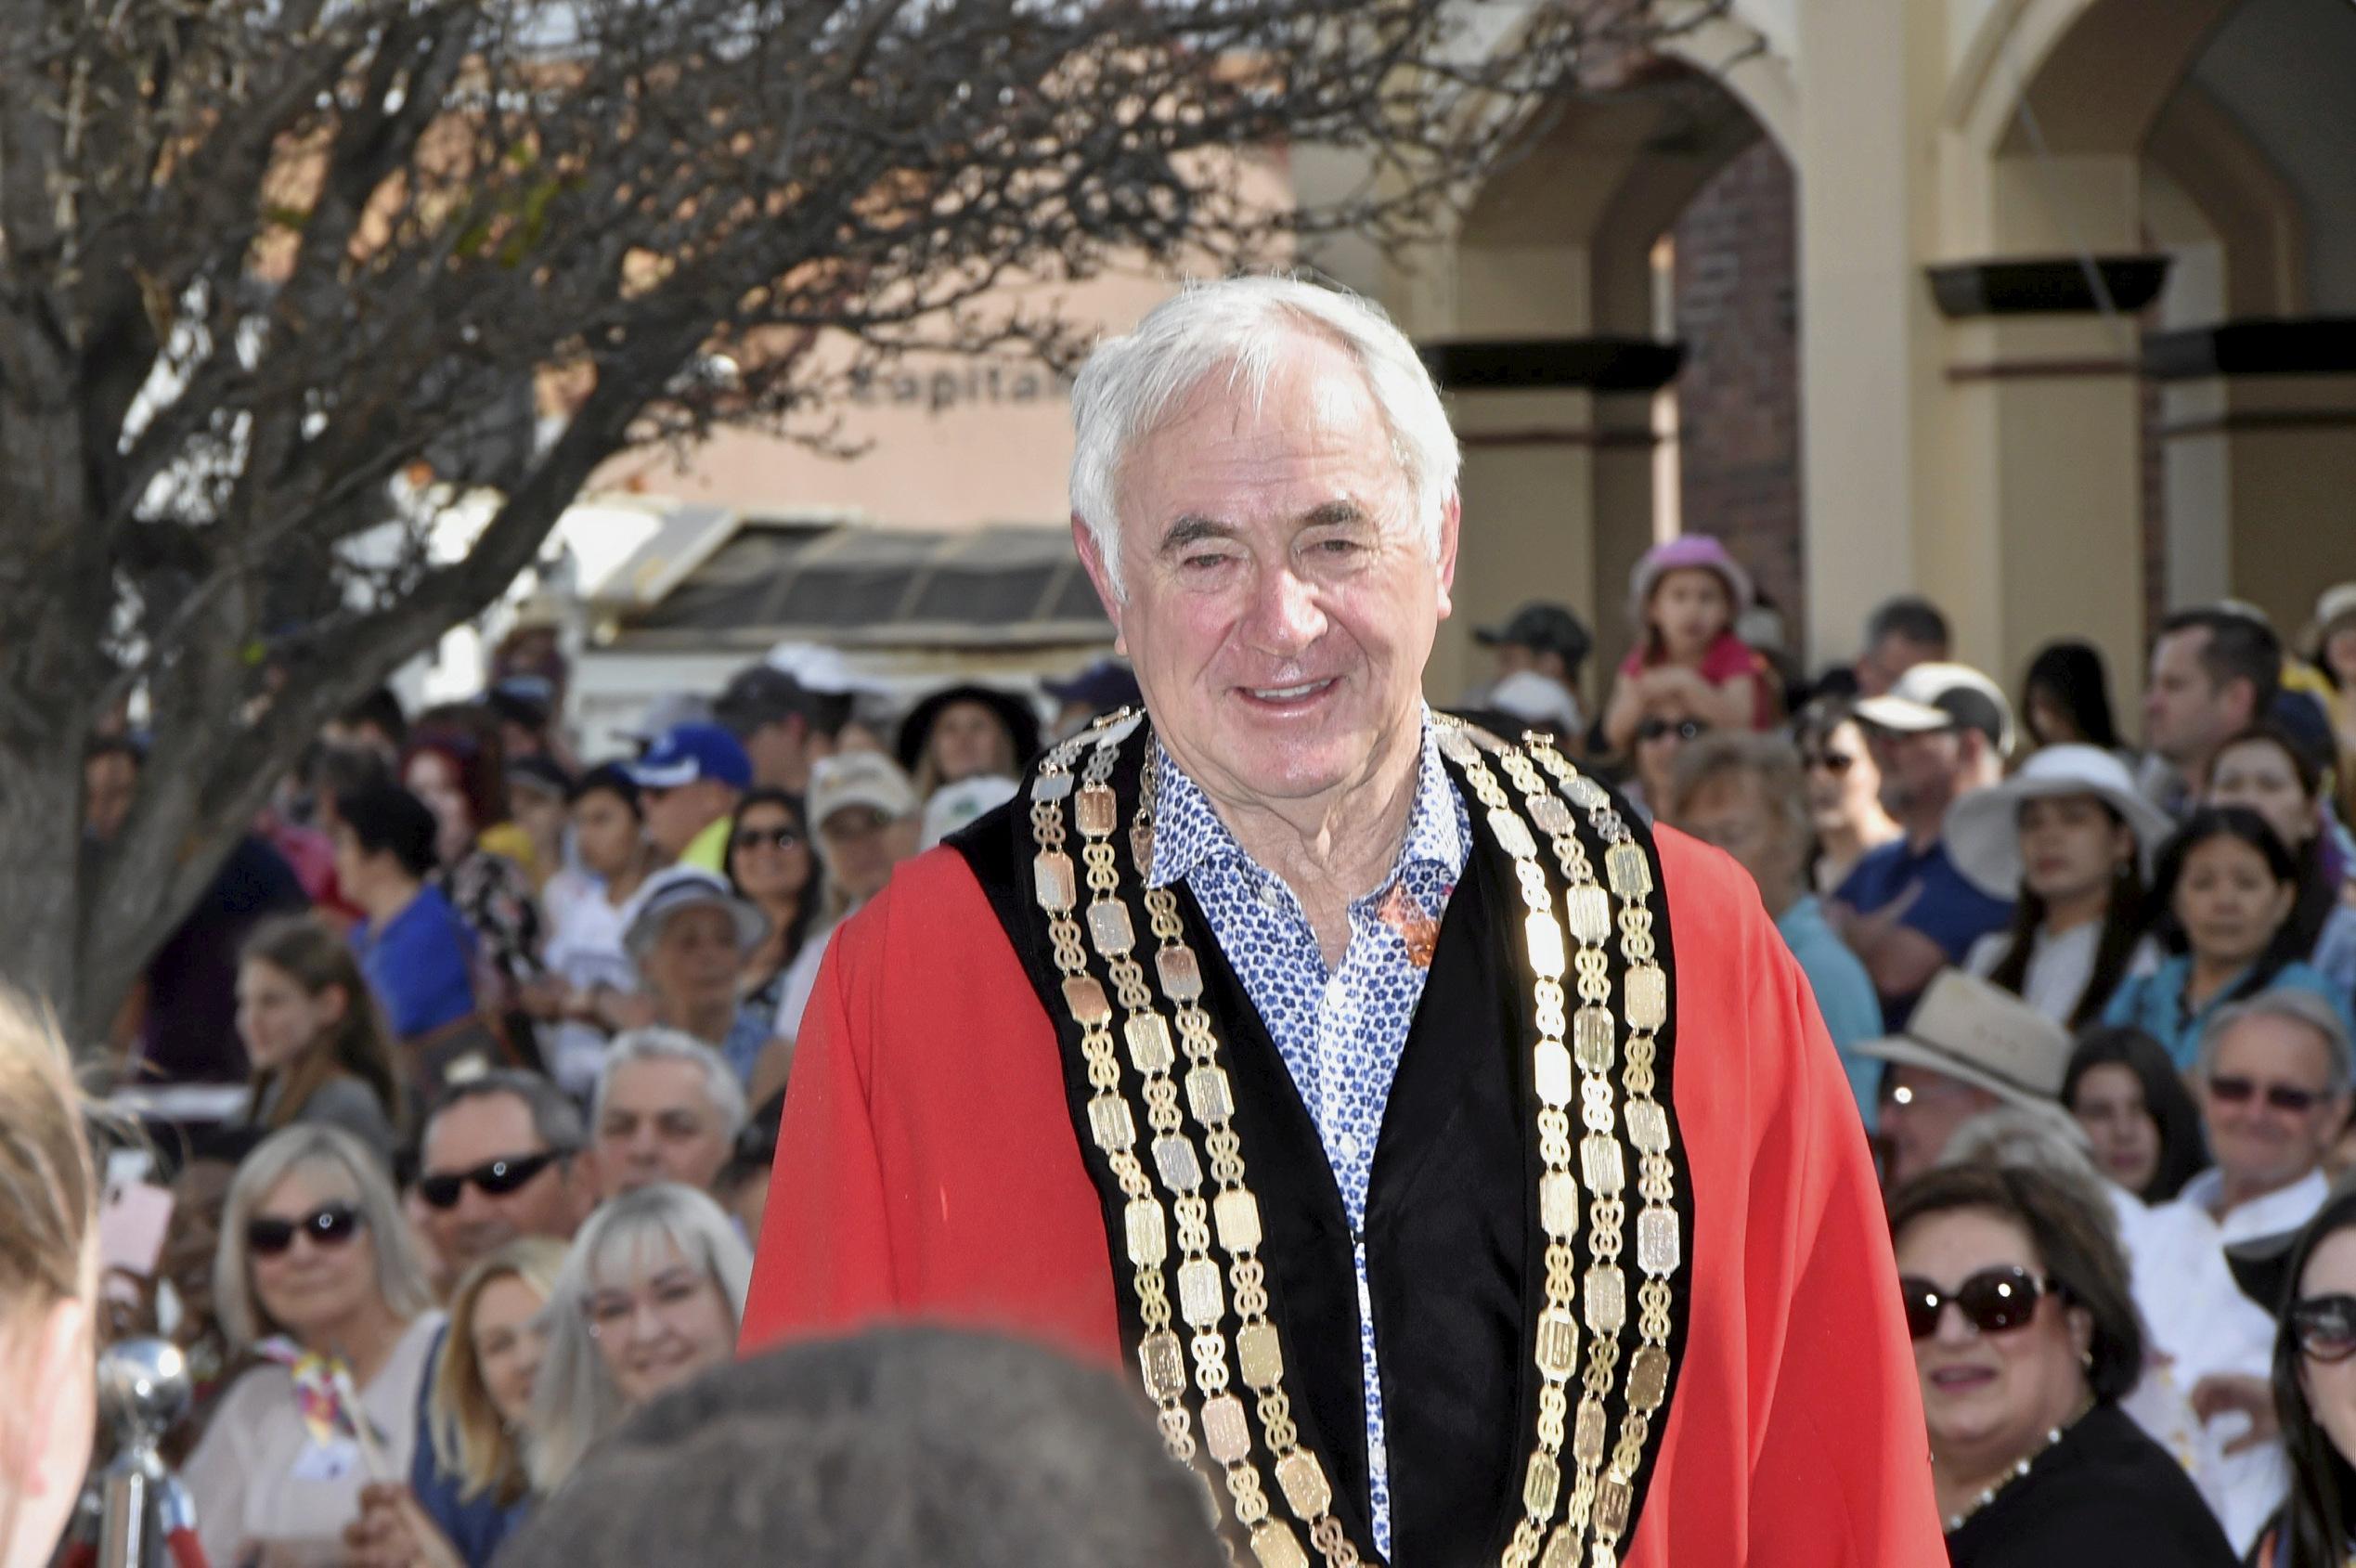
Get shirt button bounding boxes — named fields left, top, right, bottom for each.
left=1336, top=1130, right=1362, bottom=1160
left=1259, top=882, right=1282, bottom=910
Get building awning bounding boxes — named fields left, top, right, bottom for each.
left=587, top=508, right=1113, bottom=654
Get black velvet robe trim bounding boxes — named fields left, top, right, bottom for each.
left=951, top=722, right=1691, bottom=1565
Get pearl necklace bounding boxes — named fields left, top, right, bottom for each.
left=1942, top=1398, right=2093, bottom=1534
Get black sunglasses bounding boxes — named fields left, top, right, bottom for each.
left=1636, top=718, right=1707, bottom=745
left=1803, top=750, right=1857, bottom=775
left=2207, top=1075, right=2324, bottom=1115
left=731, top=825, right=803, bottom=851
left=248, top=1203, right=365, bottom=1257
left=2292, top=1294, right=2356, bottom=1363
left=1900, top=1266, right=2058, bottom=1341
left=417, top=1149, right=566, bottom=1211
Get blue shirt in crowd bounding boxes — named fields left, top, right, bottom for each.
left=2102, top=953, right=2356, bottom=1070
left=1777, top=895, right=1887, bottom=1126
left=1834, top=836, right=2014, bottom=1028
left=354, top=883, right=479, bottom=1039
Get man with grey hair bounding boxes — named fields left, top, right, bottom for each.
left=2140, top=988, right=2355, bottom=1549
left=745, top=276, right=1943, bottom=1567
left=593, top=1028, right=751, bottom=1198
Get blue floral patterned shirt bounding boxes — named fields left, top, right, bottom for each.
left=1148, top=715, right=1469, bottom=1557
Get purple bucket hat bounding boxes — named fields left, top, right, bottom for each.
left=1628, top=535, right=1754, bottom=621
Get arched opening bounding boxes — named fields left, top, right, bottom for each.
left=1429, top=59, right=1798, bottom=703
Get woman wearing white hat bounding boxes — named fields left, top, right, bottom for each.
left=1948, top=745, right=2175, bottom=1029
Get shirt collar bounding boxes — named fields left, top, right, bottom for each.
left=2175, top=1165, right=2330, bottom=1243
left=1146, top=709, right=1468, bottom=895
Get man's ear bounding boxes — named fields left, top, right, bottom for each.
left=1433, top=491, right=1462, bottom=621
left=1071, top=513, right=1127, bottom=656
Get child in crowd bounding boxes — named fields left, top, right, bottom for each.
left=1601, top=535, right=1775, bottom=754
left=235, top=914, right=407, bottom=1161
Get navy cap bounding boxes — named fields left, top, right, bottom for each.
left=1042, top=659, right=1142, bottom=713
left=629, top=722, right=753, bottom=791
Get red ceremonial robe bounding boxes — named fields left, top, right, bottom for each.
left=743, top=826, right=1946, bottom=1566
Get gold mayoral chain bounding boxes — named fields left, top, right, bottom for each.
left=1027, top=710, right=1684, bottom=1568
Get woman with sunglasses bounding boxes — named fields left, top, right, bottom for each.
left=187, top=1124, right=443, bottom=1568
left=721, top=788, right=820, bottom=1039
left=525, top=1184, right=752, bottom=1495
left=343, top=1238, right=568, bottom=1568
left=2104, top=808, right=2352, bottom=1070
left=2256, top=1186, right=2356, bottom=1566
left=1793, top=696, right=1901, bottom=895
left=1624, top=699, right=1710, bottom=824
left=0, top=997, right=100, bottom=1568
left=1889, top=1162, right=2235, bottom=1567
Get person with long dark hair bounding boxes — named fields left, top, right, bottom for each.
left=2103, top=808, right=2350, bottom=1069
left=2206, top=724, right=2356, bottom=1003
left=2254, top=1185, right=2356, bottom=1565
left=1889, top=1163, right=2233, bottom=1567
left=236, top=914, right=408, bottom=1160
left=1948, top=745, right=2173, bottom=1028
left=2020, top=641, right=2124, bottom=755
left=2062, top=1027, right=2208, bottom=1205
left=721, top=788, right=820, bottom=1037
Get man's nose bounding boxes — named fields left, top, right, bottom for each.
left=1242, top=566, right=1327, bottom=655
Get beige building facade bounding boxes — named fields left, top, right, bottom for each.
left=1318, top=0, right=2356, bottom=707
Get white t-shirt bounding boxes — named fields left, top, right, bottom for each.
left=771, top=917, right=841, bottom=1045
left=2138, top=1170, right=2330, bottom=1552
left=542, top=871, right=640, bottom=1098
left=186, top=1313, right=445, bottom=1568
left=1965, top=923, right=2159, bottom=1025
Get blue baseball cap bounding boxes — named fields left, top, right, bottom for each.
left=629, top=722, right=752, bottom=791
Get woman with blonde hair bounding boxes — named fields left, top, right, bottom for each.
left=237, top=914, right=407, bottom=1160
left=0, top=993, right=98, bottom=1568
left=526, top=1184, right=749, bottom=1495
left=185, top=1124, right=443, bottom=1568
left=344, top=1238, right=566, bottom=1568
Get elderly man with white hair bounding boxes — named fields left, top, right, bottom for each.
left=743, top=277, right=1944, bottom=1566
left=592, top=1028, right=750, bottom=1199
left=2138, top=988, right=2356, bottom=1551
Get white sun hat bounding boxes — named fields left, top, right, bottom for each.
left=1853, top=969, right=2074, bottom=1111
left=1943, top=744, right=2177, bottom=900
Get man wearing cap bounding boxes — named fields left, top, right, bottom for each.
left=1852, top=969, right=2076, bottom=1189
left=744, top=277, right=1943, bottom=1567
left=1475, top=602, right=1592, bottom=693
left=1833, top=662, right=2017, bottom=1029
left=715, top=662, right=850, bottom=796
left=617, top=865, right=777, bottom=1086
left=632, top=721, right=754, bottom=875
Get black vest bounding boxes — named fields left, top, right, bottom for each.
left=953, top=729, right=1691, bottom=1565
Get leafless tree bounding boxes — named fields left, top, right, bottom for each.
left=0, top=0, right=1727, bottom=1045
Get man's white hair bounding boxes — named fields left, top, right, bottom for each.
left=594, top=1027, right=750, bottom=1141
left=1068, top=274, right=1460, bottom=599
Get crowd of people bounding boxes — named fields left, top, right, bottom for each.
left=1512, top=558, right=2356, bottom=1565
left=18, top=493, right=2356, bottom=1565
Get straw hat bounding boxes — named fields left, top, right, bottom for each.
left=1944, top=744, right=2178, bottom=899
left=1853, top=970, right=2073, bottom=1111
